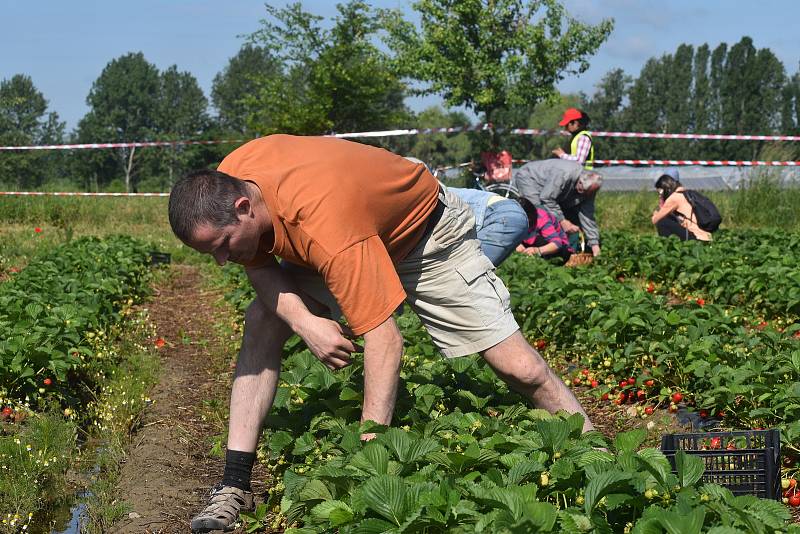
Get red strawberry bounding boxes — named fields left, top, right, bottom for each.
left=154, top=337, right=165, bottom=348
left=534, top=339, right=547, bottom=351
left=644, top=406, right=654, bottom=415
left=43, top=377, right=53, bottom=386
left=34, top=227, right=42, bottom=233
left=710, top=437, right=721, bottom=449
left=627, top=377, right=636, bottom=386
left=699, top=409, right=709, bottom=418
left=590, top=380, right=599, bottom=388
left=696, top=298, right=705, bottom=306
left=645, top=379, right=654, bottom=387
left=671, top=392, right=683, bottom=403
left=646, top=282, right=655, bottom=293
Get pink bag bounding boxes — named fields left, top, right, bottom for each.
left=480, top=150, right=513, bottom=183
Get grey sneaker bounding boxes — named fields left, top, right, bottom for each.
left=191, top=483, right=254, bottom=532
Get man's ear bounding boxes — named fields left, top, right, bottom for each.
left=233, top=196, right=251, bottom=217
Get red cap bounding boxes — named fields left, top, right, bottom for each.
left=558, top=108, right=584, bottom=126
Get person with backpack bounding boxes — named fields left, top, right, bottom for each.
left=651, top=168, right=721, bottom=241
left=552, top=108, right=594, bottom=170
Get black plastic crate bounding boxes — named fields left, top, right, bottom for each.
left=149, top=251, right=171, bottom=266
left=660, top=429, right=781, bottom=500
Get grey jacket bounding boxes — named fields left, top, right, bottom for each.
left=514, top=159, right=600, bottom=246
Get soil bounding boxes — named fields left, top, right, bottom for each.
left=110, top=265, right=265, bottom=533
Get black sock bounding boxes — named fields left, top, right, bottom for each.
left=221, top=449, right=256, bottom=492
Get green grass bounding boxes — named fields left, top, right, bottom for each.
left=0, top=415, right=76, bottom=533
left=2, top=174, right=798, bottom=269
left=0, top=196, right=201, bottom=271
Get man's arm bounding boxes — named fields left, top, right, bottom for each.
left=361, top=315, right=404, bottom=433
left=246, top=257, right=358, bottom=370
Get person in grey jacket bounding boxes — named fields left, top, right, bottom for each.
left=514, top=159, right=603, bottom=256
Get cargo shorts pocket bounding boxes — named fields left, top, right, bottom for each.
left=455, top=254, right=512, bottom=326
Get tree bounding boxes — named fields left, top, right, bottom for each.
left=383, top=0, right=613, bottom=148
left=403, top=106, right=474, bottom=170
left=584, top=68, right=631, bottom=131
left=75, top=53, right=213, bottom=191
left=245, top=1, right=410, bottom=136
left=692, top=44, right=711, bottom=134
left=153, top=65, right=210, bottom=188
left=582, top=68, right=632, bottom=159
left=212, top=44, right=281, bottom=134
left=719, top=37, right=785, bottom=158
left=0, top=74, right=65, bottom=189
left=75, top=52, right=161, bottom=191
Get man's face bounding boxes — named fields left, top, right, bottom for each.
left=188, top=203, right=262, bottom=266
left=575, top=174, right=601, bottom=196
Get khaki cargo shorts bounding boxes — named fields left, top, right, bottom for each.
left=284, top=186, right=520, bottom=357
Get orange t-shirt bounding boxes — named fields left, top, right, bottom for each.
left=217, top=135, right=439, bottom=335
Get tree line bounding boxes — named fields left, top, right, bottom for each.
left=0, top=1, right=797, bottom=192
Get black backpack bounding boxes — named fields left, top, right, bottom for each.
left=683, top=190, right=722, bottom=232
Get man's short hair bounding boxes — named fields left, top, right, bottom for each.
left=578, top=170, right=603, bottom=191
left=168, top=169, right=250, bottom=242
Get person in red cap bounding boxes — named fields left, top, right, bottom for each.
left=552, top=108, right=594, bottom=169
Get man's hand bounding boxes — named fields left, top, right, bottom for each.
left=560, top=220, right=580, bottom=234
left=295, top=315, right=362, bottom=370
left=591, top=244, right=601, bottom=257
left=552, top=147, right=566, bottom=157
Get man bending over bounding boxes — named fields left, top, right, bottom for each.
left=168, top=135, right=594, bottom=532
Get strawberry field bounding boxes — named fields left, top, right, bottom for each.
left=0, top=233, right=157, bottom=529
left=3, top=220, right=800, bottom=532
left=213, top=230, right=800, bottom=533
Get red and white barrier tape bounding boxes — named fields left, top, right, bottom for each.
left=0, top=139, right=246, bottom=151
left=434, top=159, right=800, bottom=172
left=329, top=124, right=491, bottom=139
left=595, top=159, right=799, bottom=166
left=507, top=128, right=800, bottom=141
left=587, top=131, right=800, bottom=141
left=4, top=124, right=799, bottom=151
left=0, top=191, right=168, bottom=197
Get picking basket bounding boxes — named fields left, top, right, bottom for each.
left=660, top=429, right=781, bottom=500
left=565, top=252, right=593, bottom=267
left=149, top=251, right=172, bottom=266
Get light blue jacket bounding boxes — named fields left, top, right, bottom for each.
left=449, top=188, right=501, bottom=231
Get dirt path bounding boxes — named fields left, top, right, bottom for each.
left=110, top=265, right=262, bottom=534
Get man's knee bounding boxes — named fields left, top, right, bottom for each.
left=243, top=299, right=292, bottom=345
left=510, top=350, right=552, bottom=388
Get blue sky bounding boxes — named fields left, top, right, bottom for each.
left=2, top=0, right=797, bottom=132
